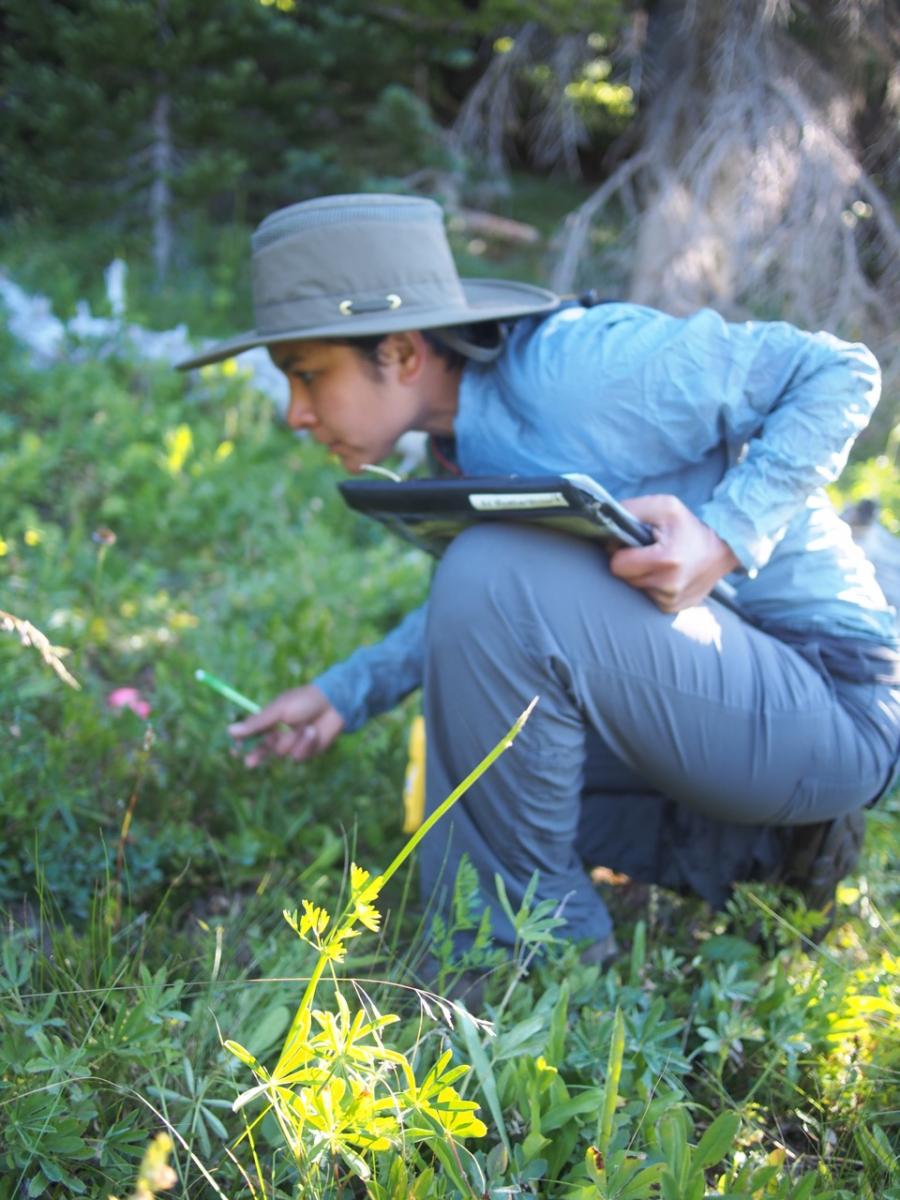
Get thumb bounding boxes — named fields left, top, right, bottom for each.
left=228, top=700, right=284, bottom=739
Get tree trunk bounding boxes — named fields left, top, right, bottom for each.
left=150, top=89, right=173, bottom=284
left=551, top=0, right=900, bottom=402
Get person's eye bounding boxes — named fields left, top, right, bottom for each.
left=293, top=370, right=315, bottom=385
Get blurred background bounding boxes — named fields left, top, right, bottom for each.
left=2, top=0, right=898, bottom=420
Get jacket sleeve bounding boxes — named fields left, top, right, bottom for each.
left=681, top=312, right=882, bottom=572
left=313, top=602, right=427, bottom=732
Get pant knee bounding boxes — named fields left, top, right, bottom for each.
left=429, top=524, right=531, bottom=633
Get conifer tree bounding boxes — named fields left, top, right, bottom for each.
left=1, top=0, right=319, bottom=277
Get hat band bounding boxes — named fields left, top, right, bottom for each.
left=255, top=279, right=467, bottom=335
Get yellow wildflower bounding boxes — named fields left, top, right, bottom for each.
left=297, top=899, right=329, bottom=938
left=169, top=611, right=199, bottom=630
left=163, top=424, right=193, bottom=475
left=349, top=863, right=384, bottom=932
left=88, top=617, right=109, bottom=643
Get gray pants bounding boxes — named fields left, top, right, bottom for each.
left=419, top=525, right=900, bottom=947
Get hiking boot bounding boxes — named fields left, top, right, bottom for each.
left=776, top=808, right=866, bottom=937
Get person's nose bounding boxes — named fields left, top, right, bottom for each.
left=285, top=383, right=316, bottom=431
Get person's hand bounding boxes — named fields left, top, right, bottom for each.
left=228, top=684, right=345, bottom=768
left=609, top=494, right=740, bottom=612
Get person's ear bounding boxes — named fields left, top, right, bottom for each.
left=381, top=331, right=427, bottom=382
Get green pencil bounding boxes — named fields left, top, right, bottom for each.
left=194, top=669, right=261, bottom=714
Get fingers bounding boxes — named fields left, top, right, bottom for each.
left=611, top=495, right=682, bottom=589
left=619, top=493, right=680, bottom=525
left=228, top=684, right=345, bottom=769
left=645, top=586, right=681, bottom=613
left=316, top=706, right=345, bottom=753
left=228, top=700, right=291, bottom=742
left=609, top=493, right=737, bottom=613
left=243, top=723, right=318, bottom=768
left=228, top=686, right=325, bottom=741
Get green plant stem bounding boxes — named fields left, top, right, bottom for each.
left=297, top=955, right=329, bottom=1016
left=283, top=697, right=539, bottom=1050
left=380, top=696, right=539, bottom=890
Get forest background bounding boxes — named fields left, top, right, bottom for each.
left=1, top=1, right=899, bottom=1198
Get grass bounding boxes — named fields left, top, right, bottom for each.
left=1, top=246, right=898, bottom=1197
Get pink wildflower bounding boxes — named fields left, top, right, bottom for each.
left=107, top=687, right=152, bottom=719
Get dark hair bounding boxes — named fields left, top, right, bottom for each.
left=334, top=322, right=505, bottom=372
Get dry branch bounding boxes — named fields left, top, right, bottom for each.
left=550, top=0, right=900, bottom=394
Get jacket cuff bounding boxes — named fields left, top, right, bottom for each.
left=698, top=498, right=775, bottom=576
left=314, top=660, right=371, bottom=733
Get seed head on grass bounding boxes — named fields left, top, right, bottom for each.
left=1, top=607, right=81, bottom=689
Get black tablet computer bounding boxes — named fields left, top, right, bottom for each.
left=338, top=472, right=743, bottom=614
left=338, top=472, right=655, bottom=556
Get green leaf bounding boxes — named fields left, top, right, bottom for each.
left=698, top=934, right=761, bottom=965
left=459, top=1008, right=510, bottom=1155
left=202, top=1107, right=229, bottom=1139
left=695, top=1111, right=740, bottom=1168
left=522, top=1127, right=549, bottom=1162
left=598, top=1007, right=625, bottom=1154
left=546, top=979, right=570, bottom=1067
left=658, top=1110, right=690, bottom=1190
left=685, top=1174, right=705, bottom=1200
left=618, top=1163, right=667, bottom=1200
left=520, top=1156, right=548, bottom=1182
left=27, top=1173, right=48, bottom=1199
left=339, top=1143, right=371, bottom=1180
left=745, top=1165, right=779, bottom=1191
left=411, top=1166, right=435, bottom=1198
left=629, top=918, right=646, bottom=985
left=486, top=1141, right=509, bottom=1177
left=789, top=1172, right=821, bottom=1200
left=542, top=1088, right=607, bottom=1133
left=493, top=1012, right=548, bottom=1060
left=246, top=1004, right=291, bottom=1057
left=223, top=1039, right=263, bottom=1071
left=856, top=1122, right=900, bottom=1176
left=428, top=1132, right=472, bottom=1196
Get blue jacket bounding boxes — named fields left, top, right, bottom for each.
left=316, top=303, right=895, bottom=731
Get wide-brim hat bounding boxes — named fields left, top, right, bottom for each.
left=177, top=193, right=559, bottom=370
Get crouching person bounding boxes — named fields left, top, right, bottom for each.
left=178, top=193, right=900, bottom=973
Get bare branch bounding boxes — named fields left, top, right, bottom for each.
left=551, top=0, right=900, bottom=387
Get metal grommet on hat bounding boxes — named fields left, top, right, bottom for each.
left=177, top=194, right=559, bottom=369
left=338, top=293, right=403, bottom=317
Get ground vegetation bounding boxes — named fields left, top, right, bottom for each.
left=0, top=312, right=897, bottom=1196
left=2, top=1, right=899, bottom=1194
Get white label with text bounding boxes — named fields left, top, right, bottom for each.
left=469, top=492, right=569, bottom=511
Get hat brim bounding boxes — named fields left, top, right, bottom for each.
left=176, top=278, right=559, bottom=370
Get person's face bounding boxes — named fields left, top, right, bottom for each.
left=270, top=336, right=426, bottom=473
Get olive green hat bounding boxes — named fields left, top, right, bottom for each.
left=176, top=193, right=559, bottom=370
